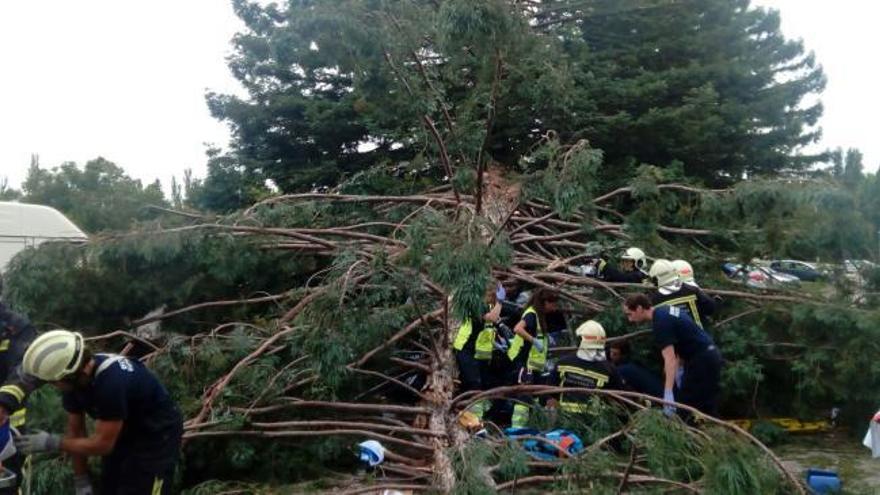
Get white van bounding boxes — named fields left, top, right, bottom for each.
left=0, top=202, right=87, bottom=271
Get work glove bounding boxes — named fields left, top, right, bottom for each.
left=16, top=430, right=62, bottom=454
left=74, top=475, right=94, bottom=495
left=495, top=283, right=507, bottom=302
left=493, top=340, right=509, bottom=352
left=532, top=339, right=545, bottom=353
left=674, top=366, right=684, bottom=389
left=663, top=389, right=677, bottom=418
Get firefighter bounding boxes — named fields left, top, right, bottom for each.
left=506, top=288, right=559, bottom=427
left=16, top=330, right=183, bottom=495
left=549, top=321, right=621, bottom=413
left=649, top=259, right=715, bottom=329
left=0, top=302, right=38, bottom=494
left=595, top=247, right=650, bottom=284
left=453, top=283, right=504, bottom=419
left=623, top=294, right=722, bottom=417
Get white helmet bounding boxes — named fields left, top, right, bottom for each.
left=672, top=260, right=695, bottom=284
left=23, top=330, right=85, bottom=382
left=621, top=247, right=647, bottom=270
left=575, top=320, right=606, bottom=350
left=649, top=259, right=679, bottom=287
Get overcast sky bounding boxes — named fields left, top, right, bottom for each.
left=1, top=1, right=877, bottom=195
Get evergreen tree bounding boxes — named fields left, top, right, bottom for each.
left=22, top=157, right=169, bottom=233
left=556, top=0, right=826, bottom=184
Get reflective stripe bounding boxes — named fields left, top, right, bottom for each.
left=452, top=320, right=473, bottom=351
left=152, top=477, right=164, bottom=495
left=507, top=307, right=547, bottom=370
left=95, top=354, right=126, bottom=377
left=10, top=408, right=25, bottom=427
left=558, top=365, right=610, bottom=412
left=0, top=340, right=9, bottom=352
left=655, top=295, right=703, bottom=328
left=0, top=385, right=25, bottom=403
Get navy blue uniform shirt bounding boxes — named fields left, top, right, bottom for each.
left=652, top=306, right=714, bottom=360
left=62, top=355, right=182, bottom=456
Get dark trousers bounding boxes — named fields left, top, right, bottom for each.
left=455, top=349, right=490, bottom=392
left=679, top=347, right=722, bottom=416
left=617, top=363, right=664, bottom=398
left=101, top=430, right=181, bottom=495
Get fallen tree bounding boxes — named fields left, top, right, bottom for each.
left=10, top=162, right=878, bottom=493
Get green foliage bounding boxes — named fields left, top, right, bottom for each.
left=631, top=410, right=703, bottom=481
left=750, top=421, right=788, bottom=447
left=2, top=228, right=311, bottom=332
left=401, top=210, right=512, bottom=320
left=21, top=156, right=168, bottom=233
left=701, top=428, right=787, bottom=495
left=451, top=441, right=496, bottom=495
left=521, top=138, right=603, bottom=220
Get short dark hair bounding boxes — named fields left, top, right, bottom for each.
left=624, top=293, right=652, bottom=311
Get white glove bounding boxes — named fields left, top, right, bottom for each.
left=663, top=389, right=677, bottom=417
left=74, top=475, right=94, bottom=495
left=16, top=430, right=61, bottom=454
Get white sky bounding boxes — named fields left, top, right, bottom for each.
left=0, top=1, right=877, bottom=195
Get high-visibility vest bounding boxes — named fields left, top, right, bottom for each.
left=453, top=319, right=495, bottom=361
left=507, top=307, right=548, bottom=371
left=557, top=363, right=611, bottom=413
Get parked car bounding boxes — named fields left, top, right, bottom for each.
left=722, top=263, right=801, bottom=289
left=769, top=260, right=824, bottom=282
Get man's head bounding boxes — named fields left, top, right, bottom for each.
left=22, top=330, right=93, bottom=391
left=623, top=293, right=653, bottom=323
left=606, top=340, right=631, bottom=365
left=620, top=247, right=647, bottom=272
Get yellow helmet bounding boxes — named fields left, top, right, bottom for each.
left=649, top=259, right=679, bottom=287
left=621, top=247, right=647, bottom=269
left=23, top=330, right=85, bottom=381
left=672, top=259, right=695, bottom=284
left=575, top=320, right=606, bottom=350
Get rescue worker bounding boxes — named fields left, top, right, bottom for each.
left=16, top=330, right=183, bottom=495
left=453, top=283, right=504, bottom=420
left=649, top=259, right=715, bottom=329
left=605, top=340, right=663, bottom=398
left=594, top=247, right=650, bottom=284
left=0, top=301, right=38, bottom=494
left=548, top=321, right=621, bottom=413
left=506, top=288, right=559, bottom=427
left=623, top=294, right=722, bottom=417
